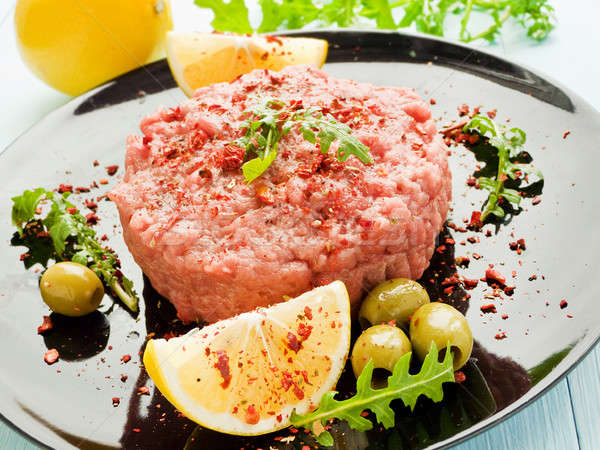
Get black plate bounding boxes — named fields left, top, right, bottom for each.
left=1, top=30, right=599, bottom=450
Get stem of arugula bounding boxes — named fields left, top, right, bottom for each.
left=464, top=5, right=513, bottom=42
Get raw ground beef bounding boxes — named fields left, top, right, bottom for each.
left=109, top=65, right=451, bottom=323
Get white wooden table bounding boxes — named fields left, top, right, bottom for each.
left=1, top=1, right=598, bottom=448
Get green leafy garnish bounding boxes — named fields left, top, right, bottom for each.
left=290, top=343, right=454, bottom=446
left=235, top=98, right=373, bottom=183
left=463, top=115, right=543, bottom=222
left=195, top=0, right=555, bottom=43
left=11, top=188, right=139, bottom=313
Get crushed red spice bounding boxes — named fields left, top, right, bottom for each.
left=494, top=331, right=507, bottom=340
left=121, top=354, right=131, bottom=363
left=37, top=315, right=53, bottom=334
left=485, top=268, right=506, bottom=285
left=454, top=371, right=466, bottom=383
left=245, top=405, right=260, bottom=425
left=44, top=348, right=59, bottom=365
left=559, top=300, right=568, bottom=309
left=138, top=386, right=151, bottom=395
left=112, top=397, right=120, bottom=407
left=58, top=184, right=73, bottom=193
left=214, top=350, right=232, bottom=388
left=480, top=304, right=497, bottom=314
left=286, top=332, right=302, bottom=352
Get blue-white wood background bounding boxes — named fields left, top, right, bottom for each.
left=0, top=0, right=598, bottom=448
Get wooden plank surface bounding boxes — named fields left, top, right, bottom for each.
left=567, top=345, right=600, bottom=450
left=455, top=378, right=580, bottom=450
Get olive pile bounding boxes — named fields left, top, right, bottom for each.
left=352, top=278, right=472, bottom=377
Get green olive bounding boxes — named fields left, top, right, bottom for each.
left=40, top=262, right=104, bottom=317
left=409, top=303, right=473, bottom=370
left=351, top=324, right=412, bottom=378
left=359, top=278, right=430, bottom=328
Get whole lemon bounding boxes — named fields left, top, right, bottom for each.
left=15, top=0, right=173, bottom=96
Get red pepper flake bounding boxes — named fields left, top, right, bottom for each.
left=454, top=371, right=466, bottom=383
left=58, top=184, right=73, bottom=193
left=93, top=160, right=99, bottom=167
left=445, top=237, right=455, bottom=245
left=75, top=186, right=90, bottom=193
left=528, top=274, right=537, bottom=281
left=37, top=315, right=53, bottom=334
left=244, top=405, right=260, bottom=425
left=132, top=428, right=141, bottom=433
left=562, top=130, right=571, bottom=139
left=85, top=212, right=99, bottom=225
left=503, top=285, right=515, bottom=296
left=486, top=109, right=497, bottom=119
left=443, top=286, right=455, bottom=295
left=85, top=199, right=98, bottom=210
left=121, top=354, right=131, bottom=363
left=501, top=314, right=509, bottom=320
left=457, top=104, right=469, bottom=116
left=120, top=374, right=128, bottom=382
left=297, top=323, right=313, bottom=341
left=44, top=348, right=59, bottom=365
left=304, top=306, right=313, bottom=320
left=136, top=386, right=150, bottom=395
left=567, top=314, right=574, bottom=318
left=472, top=253, right=481, bottom=260
left=99, top=178, right=108, bottom=185
left=256, top=185, right=275, bottom=205
left=494, top=332, right=507, bottom=340
left=462, top=277, right=478, bottom=289
left=485, top=268, right=506, bottom=285
left=435, top=245, right=446, bottom=254
left=292, top=384, right=305, bottom=400
left=468, top=211, right=483, bottom=230
left=112, top=397, right=120, bottom=407
left=480, top=304, right=497, bottom=314
left=467, top=236, right=477, bottom=244
left=214, top=350, right=232, bottom=388
left=441, top=274, right=460, bottom=286
left=466, top=176, right=477, bottom=187
left=559, top=299, right=568, bottom=309
left=66, top=207, right=77, bottom=215
left=429, top=98, right=436, bottom=105
left=455, top=256, right=470, bottom=268
left=286, top=332, right=301, bottom=352
left=532, top=196, right=542, bottom=205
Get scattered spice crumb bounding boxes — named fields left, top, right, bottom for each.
left=44, top=348, right=59, bottom=365
left=37, top=315, right=53, bottom=334
left=106, top=165, right=119, bottom=176
left=559, top=300, right=568, bottom=309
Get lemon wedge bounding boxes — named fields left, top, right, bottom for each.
left=143, top=281, right=350, bottom=435
left=166, top=32, right=328, bottom=96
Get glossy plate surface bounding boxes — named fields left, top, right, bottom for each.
left=1, top=30, right=599, bottom=449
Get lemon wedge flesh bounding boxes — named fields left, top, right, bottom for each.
left=143, top=281, right=350, bottom=435
left=166, top=32, right=328, bottom=97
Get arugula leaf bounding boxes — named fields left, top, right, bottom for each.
left=11, top=188, right=139, bottom=313
left=194, top=0, right=253, bottom=33
left=290, top=343, right=454, bottom=444
left=195, top=0, right=555, bottom=43
left=359, top=0, right=395, bottom=29
left=234, top=97, right=373, bottom=183
left=11, top=187, right=48, bottom=230
left=463, top=115, right=543, bottom=222
left=258, top=0, right=320, bottom=32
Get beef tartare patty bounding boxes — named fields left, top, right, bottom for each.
left=110, top=65, right=451, bottom=323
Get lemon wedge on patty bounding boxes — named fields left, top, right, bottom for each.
left=143, top=281, right=350, bottom=435
left=166, top=31, right=328, bottom=96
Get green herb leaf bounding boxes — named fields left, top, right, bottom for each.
left=290, top=343, right=454, bottom=443
left=198, top=0, right=554, bottom=43
left=11, top=187, right=48, bottom=230
left=235, top=97, right=373, bottom=183
left=10, top=188, right=139, bottom=313
left=463, top=115, right=543, bottom=222
left=194, top=0, right=253, bottom=34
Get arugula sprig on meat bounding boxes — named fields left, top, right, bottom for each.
left=195, top=0, right=555, bottom=43
left=235, top=98, right=373, bottom=183
left=463, top=115, right=543, bottom=222
left=11, top=188, right=139, bottom=313
left=291, top=343, right=454, bottom=446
